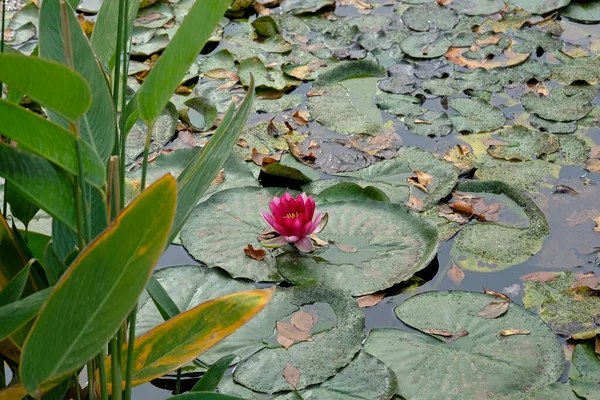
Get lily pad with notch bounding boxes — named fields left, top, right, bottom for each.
left=486, top=126, right=560, bottom=161
left=303, top=178, right=410, bottom=204
left=521, top=84, right=598, bottom=122
left=448, top=98, right=505, bottom=134
left=400, top=31, right=452, bottom=59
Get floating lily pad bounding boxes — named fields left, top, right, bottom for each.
left=510, top=0, right=571, bottom=15
left=125, top=102, right=178, bottom=163
left=198, top=49, right=236, bottom=75
left=487, top=126, right=560, bottom=161
left=317, top=182, right=391, bottom=203
left=192, top=80, right=234, bottom=114
left=238, top=57, right=300, bottom=90
left=521, top=85, right=598, bottom=122
left=528, top=115, right=577, bottom=134
left=525, top=383, right=581, bottom=400
left=448, top=0, right=506, bottom=15
left=448, top=98, right=505, bottom=134
left=130, top=28, right=169, bottom=56
left=450, top=181, right=549, bottom=272
left=276, top=200, right=439, bottom=295
left=522, top=271, right=576, bottom=310
left=308, top=60, right=386, bottom=135
left=365, top=291, right=564, bottom=400
left=474, top=155, right=560, bottom=192
left=281, top=0, right=335, bottom=14
left=235, top=121, right=306, bottom=161
left=303, top=178, right=410, bottom=204
left=253, top=94, right=303, bottom=113
left=341, top=147, right=459, bottom=210
left=401, top=5, right=459, bottom=32
left=405, top=111, right=453, bottom=137
left=550, top=55, right=600, bottom=85
left=539, top=286, right=600, bottom=337
left=181, top=97, right=217, bottom=131
left=375, top=93, right=426, bottom=117
left=562, top=0, right=600, bottom=22
left=554, top=134, right=590, bottom=165
left=569, top=341, right=600, bottom=399
left=400, top=31, right=452, bottom=59
left=135, top=3, right=174, bottom=29
left=378, top=64, right=417, bottom=94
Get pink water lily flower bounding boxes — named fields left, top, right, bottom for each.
left=260, top=192, right=327, bottom=252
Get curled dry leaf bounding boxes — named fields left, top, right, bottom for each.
left=283, top=363, right=301, bottom=389
left=552, top=185, right=578, bottom=195
left=478, top=300, right=509, bottom=319
left=446, top=329, right=469, bottom=343
left=585, top=158, right=600, bottom=173
left=291, top=310, right=316, bottom=331
left=438, top=203, right=470, bottom=224
left=292, top=110, right=310, bottom=126
left=267, top=117, right=281, bottom=137
left=407, top=195, right=424, bottom=211
left=499, top=329, right=530, bottom=336
left=407, top=170, right=432, bottom=193
left=254, top=1, right=271, bottom=15
left=449, top=195, right=502, bottom=222
left=520, top=271, right=559, bottom=283
left=593, top=216, right=600, bottom=232
left=572, top=272, right=600, bottom=290
left=243, top=244, right=267, bottom=261
left=210, top=169, right=225, bottom=185
left=251, top=148, right=282, bottom=166
left=285, top=137, right=316, bottom=166
left=447, top=264, right=465, bottom=285
left=357, top=293, right=385, bottom=308
left=423, top=328, right=453, bottom=337
left=307, top=89, right=326, bottom=97
left=236, top=138, right=249, bottom=148
left=483, top=286, right=511, bottom=301
left=437, top=0, right=453, bottom=5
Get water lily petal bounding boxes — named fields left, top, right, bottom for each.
left=260, top=235, right=290, bottom=249
left=261, top=212, right=289, bottom=236
left=312, top=212, right=328, bottom=234
left=285, top=235, right=299, bottom=242
left=295, top=237, right=314, bottom=252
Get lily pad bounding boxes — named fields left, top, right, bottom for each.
left=521, top=85, right=598, bottom=122
left=539, top=286, right=600, bottom=337
left=375, top=93, right=426, bottom=117
left=281, top=0, right=335, bottom=14
left=181, top=97, right=217, bottom=131
left=378, top=64, right=417, bottom=94
left=487, top=126, right=560, bottom=161
left=308, top=60, right=387, bottom=135
left=550, top=54, right=600, bottom=85
left=253, top=94, right=303, bottom=113
left=364, top=291, right=564, bottom=400
left=448, top=98, right=506, bottom=134
left=510, top=0, right=571, bottom=15
left=450, top=181, right=549, bottom=272
left=317, top=182, right=391, bottom=203
left=303, top=178, right=410, bottom=204
left=448, top=0, right=506, bottom=15
left=125, top=102, right=178, bottom=163
left=569, top=341, right=600, bottom=398
left=522, top=271, right=577, bottom=310
left=238, top=57, right=300, bottom=91
left=528, top=115, right=577, bottom=134
left=400, top=31, right=452, bottom=59
left=235, top=121, right=306, bottom=161
left=562, top=0, right=600, bottom=22
left=401, top=5, right=459, bottom=32
left=405, top=111, right=453, bottom=137
left=276, top=200, right=439, bottom=295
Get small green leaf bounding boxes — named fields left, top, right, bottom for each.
left=43, top=241, right=68, bottom=287
left=146, top=275, right=181, bottom=321
left=319, top=182, right=391, bottom=203
left=0, top=260, right=32, bottom=307
left=191, top=354, right=236, bottom=392
left=0, top=288, right=51, bottom=341
left=6, top=184, right=40, bottom=229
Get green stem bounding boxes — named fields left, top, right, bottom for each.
left=109, top=338, right=122, bottom=400
left=174, top=368, right=182, bottom=395
left=87, top=360, right=95, bottom=400
left=76, top=373, right=82, bottom=400
left=97, top=351, right=109, bottom=400
left=123, top=305, right=137, bottom=400
left=112, top=0, right=125, bottom=112
left=140, top=121, right=155, bottom=191
left=1, top=0, right=7, bottom=218
left=118, top=0, right=131, bottom=210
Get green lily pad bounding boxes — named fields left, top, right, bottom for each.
left=525, top=383, right=580, bottom=400
left=198, top=49, right=236, bottom=75
left=405, top=111, right=453, bottom=137
left=553, top=134, right=590, bottom=165
left=375, top=93, right=426, bottom=117
left=401, top=4, right=459, bottom=32
left=400, top=31, right=452, bottom=59
left=181, top=97, right=217, bottom=131
left=448, top=98, right=506, bottom=134
left=487, top=126, right=560, bottom=161
left=130, top=28, right=169, bottom=56
left=276, top=200, right=439, bottom=295
left=450, top=181, right=549, bottom=272
left=135, top=3, right=174, bottom=29
left=238, top=57, right=300, bottom=91
left=318, top=182, right=390, bottom=202
left=521, top=85, right=598, bottom=122
left=378, top=64, right=416, bottom=94
left=539, top=286, right=600, bottom=337
left=192, top=80, right=234, bottom=114
left=341, top=147, right=459, bottom=210
left=513, top=30, right=563, bottom=54
left=448, top=0, right=506, bottom=15
left=522, top=271, right=576, bottom=310
left=510, top=0, right=571, bottom=15
left=308, top=60, right=387, bottom=135
left=570, top=341, right=600, bottom=398
left=562, top=0, right=600, bottom=22
left=364, top=291, right=564, bottom=400
left=528, top=115, right=577, bottom=134
left=252, top=15, right=280, bottom=37
left=550, top=54, right=600, bottom=85
left=253, top=94, right=303, bottom=113
left=125, top=102, right=178, bottom=163
left=235, top=121, right=307, bottom=160
left=281, top=0, right=335, bottom=14
left=303, top=178, right=410, bottom=204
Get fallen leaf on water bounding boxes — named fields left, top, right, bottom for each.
left=357, top=293, right=385, bottom=308
left=291, top=310, right=316, bottom=332
left=309, top=234, right=329, bottom=247
left=254, top=2, right=271, bottom=15
left=3, top=28, right=14, bottom=42
left=407, top=195, right=424, bottom=211
left=447, top=264, right=465, bottom=285
left=520, top=271, right=559, bottom=283
left=251, top=148, right=282, bottom=166
left=292, top=110, right=310, bottom=126
left=283, top=363, right=301, bottom=389
left=277, top=334, right=295, bottom=349
left=499, top=329, right=530, bottom=336
left=205, top=68, right=230, bottom=79
left=437, top=0, right=453, bottom=4
left=483, top=286, right=511, bottom=301
left=414, top=119, right=432, bottom=125
left=267, top=117, right=281, bottom=137
left=286, top=138, right=316, bottom=166
left=210, top=169, right=225, bottom=185
left=175, top=85, right=192, bottom=95
left=593, top=216, right=600, bottom=232
left=567, top=209, right=600, bottom=226
left=244, top=244, right=266, bottom=261
left=478, top=300, right=509, bottom=319
left=446, top=330, right=469, bottom=343
left=307, top=89, right=326, bottom=97
left=217, top=80, right=238, bottom=91
left=277, top=321, right=311, bottom=342
left=480, top=138, right=511, bottom=147
left=407, top=170, right=432, bottom=193
left=437, top=203, right=470, bottom=224
left=449, top=195, right=502, bottom=222
left=424, top=328, right=453, bottom=337
left=552, top=184, right=578, bottom=195
left=236, top=138, right=249, bottom=148
left=584, top=158, right=600, bottom=173
left=333, top=241, right=358, bottom=253
left=572, top=272, right=600, bottom=290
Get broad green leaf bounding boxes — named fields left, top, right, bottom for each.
left=146, top=275, right=180, bottom=321
left=169, top=78, right=254, bottom=244
left=20, top=175, right=178, bottom=395
left=0, top=214, right=30, bottom=292
left=0, top=99, right=106, bottom=189
left=191, top=354, right=236, bottom=392
left=6, top=184, right=39, bottom=229
left=137, top=0, right=231, bottom=123
left=39, top=0, right=116, bottom=162
left=0, top=260, right=32, bottom=307
left=0, top=144, right=77, bottom=232
left=91, top=0, right=141, bottom=71
left=0, top=288, right=51, bottom=341
left=0, top=54, right=91, bottom=121
left=171, top=393, right=244, bottom=400
left=570, top=340, right=600, bottom=398
left=105, top=287, right=274, bottom=391
left=42, top=241, right=68, bottom=287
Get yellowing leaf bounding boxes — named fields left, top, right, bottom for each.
left=499, top=329, right=530, bottom=336
left=0, top=383, right=26, bottom=400
left=445, top=44, right=530, bottom=70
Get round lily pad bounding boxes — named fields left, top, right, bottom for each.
left=486, top=126, right=560, bottom=161
left=317, top=182, right=391, bottom=202
left=276, top=200, right=439, bottom=295
left=561, top=0, right=600, bottom=22
left=303, top=178, right=410, bottom=204
left=405, top=111, right=453, bottom=137
left=448, top=0, right=506, bottom=15
left=539, top=286, right=600, bottom=337
left=449, top=181, right=549, bottom=272
left=281, top=0, right=335, bottom=14
left=510, top=0, right=571, bottom=15
left=569, top=341, right=600, bottom=399
left=378, top=64, right=417, bottom=94
left=521, top=85, right=598, bottom=122
left=550, top=54, right=600, bottom=85
left=375, top=93, right=426, bottom=117
left=400, top=31, right=452, bottom=59
left=448, top=98, right=506, bottom=134
left=401, top=5, right=459, bottom=32
left=238, top=57, right=300, bottom=90
left=364, top=291, right=565, bottom=400
left=528, top=115, right=577, bottom=134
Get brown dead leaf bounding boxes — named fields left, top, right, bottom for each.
left=211, top=169, right=225, bottom=185
left=483, top=286, right=511, bottom=301
left=437, top=203, right=470, bottom=224
left=593, top=216, right=600, bottom=232
left=446, top=330, right=469, bottom=343
left=567, top=209, right=600, bottom=226
left=407, top=170, right=432, bottom=193
left=478, top=300, right=509, bottom=319
left=244, top=244, right=266, bottom=261
left=449, top=196, right=502, bottom=222
left=407, top=195, right=424, bottom=211
left=499, top=329, right=530, bottom=336
left=136, top=13, right=163, bottom=23
left=291, top=310, right=315, bottom=332
left=205, top=68, right=230, bottom=79
left=286, top=138, right=316, bottom=166
left=437, top=0, right=453, bottom=5
left=447, top=264, right=465, bottom=285
left=283, top=363, right=301, bottom=389
left=357, top=293, right=385, bottom=308
left=3, top=28, right=14, bottom=42
left=333, top=242, right=357, bottom=253
left=267, top=117, right=281, bottom=137
left=288, top=65, right=312, bottom=80
left=572, top=272, right=600, bottom=290
left=277, top=321, right=311, bottom=341
left=552, top=184, right=578, bottom=195
left=251, top=148, right=282, bottom=166
left=254, top=1, right=271, bottom=15
left=77, top=14, right=95, bottom=36
left=175, top=85, right=192, bottom=95
left=217, top=80, right=238, bottom=91
left=277, top=334, right=295, bottom=349
left=423, top=328, right=453, bottom=337
left=307, top=89, right=326, bottom=97
left=584, top=158, right=600, bottom=173
left=445, top=42, right=530, bottom=70
left=526, top=81, right=550, bottom=97
left=292, top=110, right=310, bottom=126
left=520, top=271, right=559, bottom=283
left=237, top=138, right=249, bottom=148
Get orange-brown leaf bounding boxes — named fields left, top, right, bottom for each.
left=244, top=244, right=267, bottom=261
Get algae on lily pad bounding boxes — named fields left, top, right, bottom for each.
left=405, top=111, right=453, bottom=137
left=365, top=291, right=564, bottom=400
left=448, top=0, right=506, bottom=15
left=448, top=98, right=505, bottom=134
left=522, top=270, right=577, bottom=310
left=235, top=121, right=306, bottom=161
left=281, top=0, right=335, bottom=14
left=521, top=85, right=598, bottom=122
left=238, top=57, right=301, bottom=90
left=562, top=0, right=600, bottom=22
left=450, top=181, right=549, bottom=272
left=510, top=0, right=571, bottom=15
left=401, top=4, right=459, bottom=32
left=486, top=126, right=560, bottom=161
left=569, top=340, right=600, bottom=398
left=539, top=286, right=600, bottom=337
left=400, top=31, right=452, bottom=59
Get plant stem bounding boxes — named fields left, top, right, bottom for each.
left=1, top=0, right=7, bottom=218
left=109, top=338, right=122, bottom=400
left=123, top=306, right=137, bottom=400
left=112, top=0, right=125, bottom=113
left=140, top=121, right=155, bottom=191
left=87, top=360, right=95, bottom=400
left=118, top=0, right=130, bottom=210
left=174, top=368, right=182, bottom=395
left=75, top=372, right=82, bottom=400
left=97, top=351, right=109, bottom=400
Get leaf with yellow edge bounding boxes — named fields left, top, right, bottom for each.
left=0, top=383, right=26, bottom=400
left=445, top=44, right=530, bottom=70
left=104, top=287, right=274, bottom=392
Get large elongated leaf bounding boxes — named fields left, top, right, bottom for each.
left=0, top=288, right=51, bottom=341
left=105, top=287, right=274, bottom=391
left=6, top=184, right=39, bottom=229
left=39, top=0, right=116, bottom=162
left=0, top=144, right=77, bottom=231
left=0, top=54, right=91, bottom=120
left=169, top=78, right=254, bottom=243
left=191, top=354, right=236, bottom=392
left=0, top=261, right=32, bottom=307
left=137, top=0, right=230, bottom=123
left=20, top=175, right=177, bottom=395
left=0, top=99, right=106, bottom=189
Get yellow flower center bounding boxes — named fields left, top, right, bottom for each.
left=283, top=212, right=301, bottom=219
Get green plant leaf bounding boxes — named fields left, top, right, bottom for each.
left=0, top=54, right=91, bottom=120
left=0, top=260, right=32, bottom=307
left=169, top=78, right=254, bottom=244
left=0, top=99, right=106, bottom=189
left=104, top=287, right=274, bottom=391
left=6, top=184, right=39, bottom=230
left=20, top=175, right=178, bottom=396
left=171, top=393, right=244, bottom=400
left=570, top=340, right=600, bottom=398
left=42, top=241, right=68, bottom=287
left=0, top=288, right=51, bottom=341
left=0, top=214, right=31, bottom=293
left=137, top=0, right=231, bottom=123
left=146, top=275, right=180, bottom=321
left=191, top=354, right=236, bottom=392
left=39, top=0, right=116, bottom=162
left=0, top=143, right=77, bottom=232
